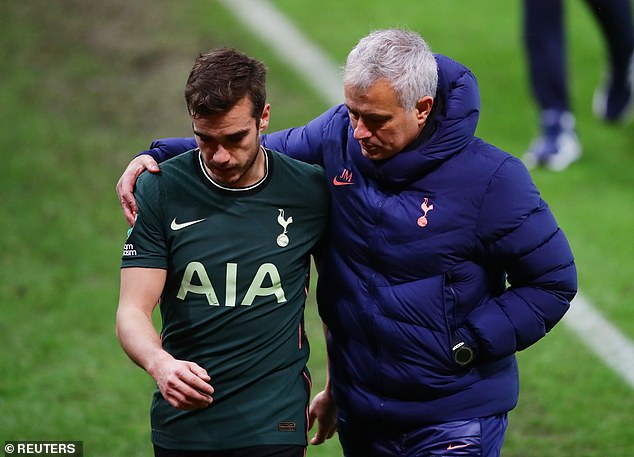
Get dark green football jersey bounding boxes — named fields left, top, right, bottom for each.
left=121, top=148, right=328, bottom=450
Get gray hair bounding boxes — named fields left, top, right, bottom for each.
left=343, top=29, right=438, bottom=111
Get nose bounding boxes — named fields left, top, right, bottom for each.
left=209, top=145, right=231, bottom=166
left=353, top=118, right=371, bottom=140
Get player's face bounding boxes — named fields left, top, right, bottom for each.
left=344, top=79, right=433, bottom=161
left=193, top=96, right=270, bottom=188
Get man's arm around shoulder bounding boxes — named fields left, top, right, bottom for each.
left=116, top=137, right=196, bottom=226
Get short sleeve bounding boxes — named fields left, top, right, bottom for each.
left=120, top=172, right=168, bottom=269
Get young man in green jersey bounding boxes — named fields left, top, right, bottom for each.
left=116, top=48, right=330, bottom=457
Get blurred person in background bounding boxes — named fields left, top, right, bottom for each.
left=522, top=0, right=634, bottom=171
left=116, top=29, right=577, bottom=457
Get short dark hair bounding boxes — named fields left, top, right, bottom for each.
left=185, top=48, right=267, bottom=122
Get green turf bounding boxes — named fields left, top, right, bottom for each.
left=1, top=1, right=633, bottom=456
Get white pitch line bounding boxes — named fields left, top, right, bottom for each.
left=219, top=0, right=634, bottom=391
left=564, top=295, right=634, bottom=389
left=217, top=0, right=343, bottom=105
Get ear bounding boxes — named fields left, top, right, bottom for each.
left=259, top=104, right=271, bottom=133
left=415, top=96, right=434, bottom=126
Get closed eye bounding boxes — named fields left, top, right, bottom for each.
left=226, top=132, right=248, bottom=143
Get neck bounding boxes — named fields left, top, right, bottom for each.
left=238, top=146, right=267, bottom=187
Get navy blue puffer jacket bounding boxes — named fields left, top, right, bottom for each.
left=142, top=55, right=577, bottom=427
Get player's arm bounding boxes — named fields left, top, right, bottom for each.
left=116, top=267, right=214, bottom=410
left=308, top=324, right=337, bottom=445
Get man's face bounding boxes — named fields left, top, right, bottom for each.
left=344, top=79, right=433, bottom=161
left=193, top=96, right=270, bottom=188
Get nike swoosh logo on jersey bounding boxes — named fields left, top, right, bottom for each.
left=170, top=217, right=207, bottom=231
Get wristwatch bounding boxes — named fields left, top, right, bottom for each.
left=452, top=340, right=475, bottom=366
